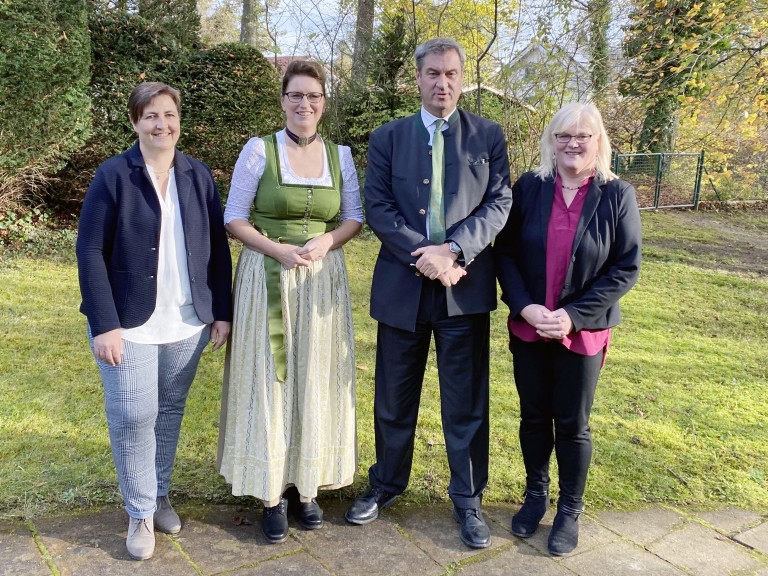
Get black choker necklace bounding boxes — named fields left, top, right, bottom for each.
left=285, top=127, right=317, bottom=147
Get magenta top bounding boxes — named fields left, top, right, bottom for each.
left=508, top=174, right=610, bottom=358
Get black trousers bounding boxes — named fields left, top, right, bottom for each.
left=510, top=336, right=603, bottom=510
left=369, top=279, right=490, bottom=510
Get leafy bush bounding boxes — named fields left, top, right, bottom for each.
left=48, top=10, right=186, bottom=211
left=0, top=0, right=91, bottom=208
left=86, top=10, right=186, bottom=163
left=179, top=42, right=284, bottom=191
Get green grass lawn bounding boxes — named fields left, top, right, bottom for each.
left=1, top=210, right=767, bottom=519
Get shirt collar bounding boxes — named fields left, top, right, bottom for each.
left=420, top=106, right=457, bottom=130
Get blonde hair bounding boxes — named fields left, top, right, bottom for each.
left=535, top=102, right=617, bottom=182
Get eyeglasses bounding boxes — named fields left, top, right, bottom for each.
left=283, top=92, right=324, bottom=103
left=555, top=133, right=593, bottom=144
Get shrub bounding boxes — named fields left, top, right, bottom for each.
left=48, top=10, right=185, bottom=211
left=0, top=0, right=91, bottom=209
left=179, top=43, right=284, bottom=191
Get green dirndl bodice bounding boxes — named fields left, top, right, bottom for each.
left=252, top=134, right=343, bottom=382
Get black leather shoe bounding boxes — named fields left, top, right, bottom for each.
left=261, top=498, right=288, bottom=544
left=548, top=509, right=580, bottom=556
left=453, top=507, right=491, bottom=549
left=297, top=499, right=324, bottom=530
left=344, top=487, right=398, bottom=525
left=511, top=491, right=549, bottom=538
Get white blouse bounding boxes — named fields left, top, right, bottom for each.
left=224, top=130, right=364, bottom=225
left=121, top=166, right=205, bottom=344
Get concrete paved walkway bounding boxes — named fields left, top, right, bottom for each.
left=2, top=500, right=767, bottom=575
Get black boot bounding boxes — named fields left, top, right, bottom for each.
left=547, top=505, right=580, bottom=556
left=511, top=489, right=549, bottom=538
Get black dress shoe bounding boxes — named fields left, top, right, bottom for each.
left=452, top=506, right=491, bottom=549
left=261, top=498, right=288, bottom=544
left=344, top=487, right=398, bottom=525
left=297, top=499, right=324, bottom=530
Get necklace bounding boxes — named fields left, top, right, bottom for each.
left=561, top=184, right=582, bottom=191
left=149, top=166, right=172, bottom=177
left=285, top=127, right=317, bottom=147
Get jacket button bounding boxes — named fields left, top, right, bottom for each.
left=419, top=209, right=426, bottom=215
left=149, top=275, right=154, bottom=279
left=423, top=178, right=429, bottom=184
left=428, top=150, right=432, bottom=156
left=571, top=256, right=576, bottom=262
left=415, top=271, right=421, bottom=277
left=151, top=247, right=157, bottom=251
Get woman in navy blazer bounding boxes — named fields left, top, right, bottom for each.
left=76, top=82, right=232, bottom=561
left=494, top=103, right=641, bottom=556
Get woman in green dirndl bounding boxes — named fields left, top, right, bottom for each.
left=218, top=60, right=363, bottom=543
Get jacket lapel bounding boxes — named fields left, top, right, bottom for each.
left=173, top=150, right=192, bottom=219
left=571, top=179, right=603, bottom=254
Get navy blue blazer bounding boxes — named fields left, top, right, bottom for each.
left=364, top=109, right=513, bottom=332
left=76, top=142, right=233, bottom=337
left=494, top=171, right=641, bottom=331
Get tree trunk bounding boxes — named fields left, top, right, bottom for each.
left=588, top=0, right=610, bottom=102
left=350, top=0, right=375, bottom=87
left=638, top=94, right=679, bottom=153
left=240, top=0, right=259, bottom=46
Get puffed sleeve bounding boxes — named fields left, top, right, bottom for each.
left=223, top=137, right=267, bottom=224
left=338, top=145, right=364, bottom=224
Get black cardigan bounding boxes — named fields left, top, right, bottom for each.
left=494, top=171, right=641, bottom=332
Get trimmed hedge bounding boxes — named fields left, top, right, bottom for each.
left=0, top=0, right=91, bottom=205
left=87, top=10, right=185, bottom=161
left=52, top=17, right=283, bottom=208
left=180, top=42, right=284, bottom=192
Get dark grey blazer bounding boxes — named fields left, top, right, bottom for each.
left=76, top=142, right=233, bottom=337
left=494, top=171, right=642, bottom=332
left=364, top=109, right=513, bottom=332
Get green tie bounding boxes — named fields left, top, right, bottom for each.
left=429, top=119, right=446, bottom=243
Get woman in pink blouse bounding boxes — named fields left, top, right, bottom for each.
left=494, top=103, right=641, bottom=556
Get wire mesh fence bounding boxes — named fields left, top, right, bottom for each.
left=613, top=152, right=704, bottom=210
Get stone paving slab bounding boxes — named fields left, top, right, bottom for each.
left=293, top=499, right=444, bottom=576
left=0, top=520, right=50, bottom=576
left=648, top=518, right=762, bottom=576
left=560, top=539, right=686, bottom=575
left=454, top=544, right=573, bottom=575
left=35, top=509, right=197, bottom=576
left=2, top=504, right=767, bottom=575
left=172, top=504, right=303, bottom=574
left=694, top=506, right=764, bottom=535
left=219, top=550, right=332, bottom=575
left=595, top=506, right=686, bottom=546
left=735, top=521, right=768, bottom=555
left=386, top=501, right=515, bottom=567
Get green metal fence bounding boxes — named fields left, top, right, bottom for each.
left=613, top=152, right=705, bottom=210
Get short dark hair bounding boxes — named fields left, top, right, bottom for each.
left=414, top=38, right=466, bottom=71
left=281, top=60, right=327, bottom=95
left=128, top=82, right=181, bottom=124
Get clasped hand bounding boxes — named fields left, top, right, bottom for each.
left=273, top=234, right=332, bottom=269
left=411, top=245, right=466, bottom=287
left=520, top=304, right=573, bottom=340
